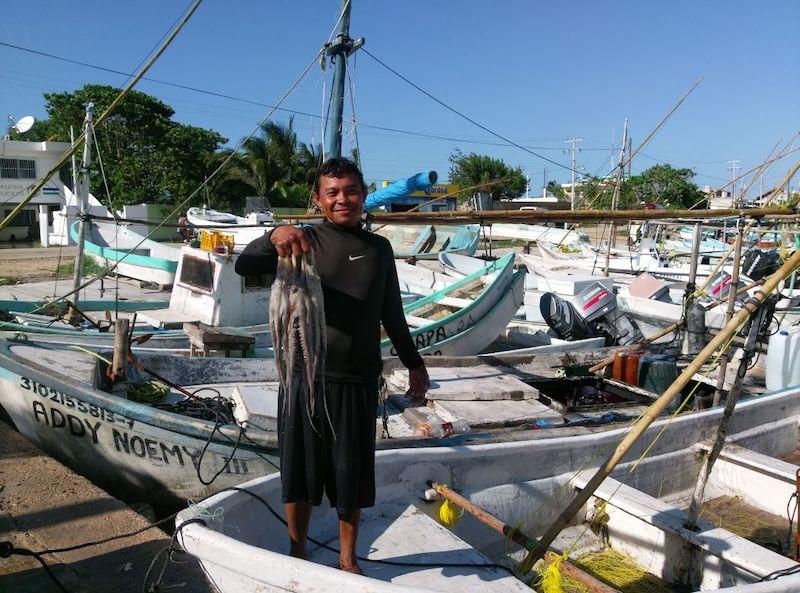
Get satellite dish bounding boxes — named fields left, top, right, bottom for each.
left=12, top=116, right=35, bottom=135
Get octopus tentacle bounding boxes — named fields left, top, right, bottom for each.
left=269, top=244, right=328, bottom=437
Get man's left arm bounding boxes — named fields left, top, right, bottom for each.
left=380, top=250, right=429, bottom=403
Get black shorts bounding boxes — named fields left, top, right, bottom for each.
left=278, top=378, right=378, bottom=513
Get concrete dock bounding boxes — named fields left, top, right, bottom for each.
left=0, top=420, right=212, bottom=593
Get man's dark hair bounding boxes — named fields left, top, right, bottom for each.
left=313, top=157, right=366, bottom=195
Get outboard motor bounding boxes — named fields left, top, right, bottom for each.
left=741, top=249, right=781, bottom=281
left=540, top=282, right=643, bottom=346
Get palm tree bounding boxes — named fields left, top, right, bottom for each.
left=223, top=117, right=302, bottom=206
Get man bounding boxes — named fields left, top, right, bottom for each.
left=177, top=212, right=191, bottom=241
left=235, top=157, right=429, bottom=574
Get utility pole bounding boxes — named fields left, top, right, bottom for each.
left=604, top=119, right=627, bottom=275
left=325, top=0, right=364, bottom=159
left=564, top=137, right=582, bottom=210
left=69, top=103, right=95, bottom=325
left=626, top=135, right=633, bottom=178
left=727, top=159, right=741, bottom=207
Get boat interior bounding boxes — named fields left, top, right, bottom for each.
left=179, top=386, right=800, bottom=592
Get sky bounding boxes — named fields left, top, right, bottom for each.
left=1, top=0, right=798, bottom=192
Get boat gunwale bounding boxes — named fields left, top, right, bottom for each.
left=176, top=383, right=800, bottom=593
left=0, top=338, right=278, bottom=451
left=71, top=221, right=179, bottom=273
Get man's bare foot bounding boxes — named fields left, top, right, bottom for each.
left=289, top=543, right=307, bottom=559
left=339, top=560, right=363, bottom=575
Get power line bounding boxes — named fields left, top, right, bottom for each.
left=361, top=48, right=583, bottom=177
left=0, top=41, right=613, bottom=154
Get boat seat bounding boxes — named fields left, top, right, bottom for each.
left=404, top=314, right=430, bottom=327
left=437, top=296, right=472, bottom=309
left=573, top=474, right=798, bottom=580
left=307, top=503, right=529, bottom=592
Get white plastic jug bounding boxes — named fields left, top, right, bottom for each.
left=766, top=327, right=800, bottom=391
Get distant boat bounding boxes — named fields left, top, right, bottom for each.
left=375, top=224, right=480, bottom=259
left=71, top=221, right=180, bottom=289
left=490, top=223, right=590, bottom=246
left=186, top=205, right=274, bottom=247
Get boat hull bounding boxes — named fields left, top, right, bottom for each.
left=0, top=343, right=277, bottom=503
left=177, top=385, right=800, bottom=592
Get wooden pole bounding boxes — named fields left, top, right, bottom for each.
left=604, top=119, right=628, bottom=277
left=691, top=159, right=800, bottom=299
left=588, top=320, right=683, bottom=374
left=681, top=304, right=768, bottom=588
left=522, top=247, right=800, bottom=571
left=712, top=224, right=744, bottom=406
left=276, top=205, right=792, bottom=225
left=429, top=482, right=621, bottom=593
left=110, top=318, right=130, bottom=382
left=0, top=0, right=204, bottom=233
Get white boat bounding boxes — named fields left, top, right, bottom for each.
left=383, top=254, right=520, bottom=357
left=176, top=383, right=800, bottom=592
left=186, top=206, right=274, bottom=247
left=0, top=335, right=669, bottom=503
left=528, top=243, right=743, bottom=283
left=73, top=220, right=181, bottom=289
left=437, top=253, right=493, bottom=279
left=490, top=223, right=590, bottom=246
left=376, top=224, right=481, bottom=260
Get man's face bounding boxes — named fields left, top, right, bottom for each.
left=313, top=173, right=365, bottom=227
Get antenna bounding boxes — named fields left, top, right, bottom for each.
left=4, top=115, right=35, bottom=140
left=13, top=115, right=35, bottom=134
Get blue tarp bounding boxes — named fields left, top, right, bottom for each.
left=364, top=171, right=438, bottom=210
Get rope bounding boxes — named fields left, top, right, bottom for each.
left=0, top=42, right=323, bottom=338
left=0, top=0, right=204, bottom=232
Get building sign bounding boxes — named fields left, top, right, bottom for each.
left=0, top=181, right=28, bottom=200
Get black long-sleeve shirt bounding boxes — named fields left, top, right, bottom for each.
left=235, top=221, right=424, bottom=383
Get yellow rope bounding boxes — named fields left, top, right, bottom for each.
left=438, top=497, right=464, bottom=528
left=572, top=548, right=674, bottom=593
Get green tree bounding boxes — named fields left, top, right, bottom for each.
left=583, top=164, right=704, bottom=210
left=14, top=84, right=225, bottom=207
left=222, top=117, right=321, bottom=209
left=625, top=164, right=704, bottom=209
left=546, top=180, right=567, bottom=199
left=448, top=150, right=526, bottom=200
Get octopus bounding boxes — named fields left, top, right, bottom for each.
left=269, top=248, right=330, bottom=434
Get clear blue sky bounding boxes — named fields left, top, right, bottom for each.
left=1, top=0, right=797, bottom=191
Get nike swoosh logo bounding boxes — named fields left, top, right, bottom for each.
left=348, top=254, right=366, bottom=261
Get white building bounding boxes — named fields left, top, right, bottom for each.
left=0, top=139, right=70, bottom=243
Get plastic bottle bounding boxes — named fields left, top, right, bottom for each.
left=766, top=329, right=800, bottom=391
left=416, top=417, right=470, bottom=438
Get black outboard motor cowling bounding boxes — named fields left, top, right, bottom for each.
left=741, top=249, right=781, bottom=281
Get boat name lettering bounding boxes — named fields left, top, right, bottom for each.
left=112, top=428, right=188, bottom=467
left=20, top=376, right=133, bottom=428
left=32, top=401, right=101, bottom=444
left=110, top=429, right=250, bottom=475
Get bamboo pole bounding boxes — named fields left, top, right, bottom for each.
left=712, top=225, right=744, bottom=405
left=691, top=160, right=800, bottom=299
left=681, top=305, right=768, bottom=588
left=275, top=205, right=794, bottom=225
left=588, top=321, right=683, bottom=374
left=429, top=482, right=621, bottom=593
left=521, top=247, right=800, bottom=571
left=0, top=0, right=204, bottom=233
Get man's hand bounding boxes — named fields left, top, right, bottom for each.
left=406, top=365, right=430, bottom=406
left=271, top=225, right=311, bottom=257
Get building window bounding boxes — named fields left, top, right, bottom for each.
left=0, top=158, right=36, bottom=179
